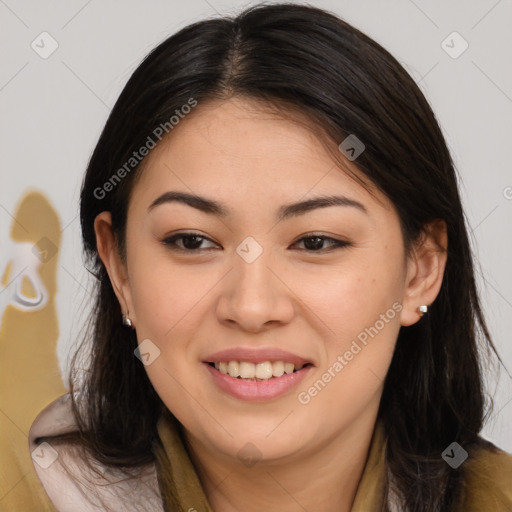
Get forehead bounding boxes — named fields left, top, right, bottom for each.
left=132, top=97, right=393, bottom=217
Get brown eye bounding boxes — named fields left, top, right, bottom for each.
left=161, top=232, right=218, bottom=252
left=292, top=234, right=351, bottom=252
left=161, top=232, right=350, bottom=254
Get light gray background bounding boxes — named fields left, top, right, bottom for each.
left=1, top=0, right=511, bottom=450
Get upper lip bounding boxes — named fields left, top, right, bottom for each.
left=204, top=347, right=313, bottom=366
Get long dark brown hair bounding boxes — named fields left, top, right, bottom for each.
left=37, top=3, right=507, bottom=510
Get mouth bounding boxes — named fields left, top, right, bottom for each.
left=206, top=360, right=314, bottom=381
left=203, top=359, right=314, bottom=402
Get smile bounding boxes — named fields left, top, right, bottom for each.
left=209, top=360, right=311, bottom=380
left=203, top=361, right=313, bottom=402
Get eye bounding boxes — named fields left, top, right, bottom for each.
left=161, top=231, right=351, bottom=253
left=291, top=233, right=351, bottom=252
left=161, top=232, right=219, bottom=252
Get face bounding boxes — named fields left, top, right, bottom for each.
left=96, top=97, right=443, bottom=466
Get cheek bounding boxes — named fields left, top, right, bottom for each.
left=130, top=263, right=199, bottom=339
left=297, top=252, right=404, bottom=342
left=126, top=245, right=223, bottom=371
left=295, top=250, right=404, bottom=411
left=128, top=238, right=405, bottom=345
left=295, top=270, right=402, bottom=427
left=126, top=236, right=193, bottom=316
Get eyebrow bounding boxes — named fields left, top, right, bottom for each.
left=148, top=191, right=368, bottom=221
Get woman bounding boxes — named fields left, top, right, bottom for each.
left=29, top=3, right=512, bottom=511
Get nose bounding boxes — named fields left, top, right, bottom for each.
left=215, top=249, right=295, bottom=333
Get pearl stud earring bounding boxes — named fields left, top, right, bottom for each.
left=122, top=313, right=134, bottom=328
left=417, top=305, right=428, bottom=317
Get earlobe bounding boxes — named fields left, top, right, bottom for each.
left=94, top=212, right=135, bottom=325
left=400, top=220, right=448, bottom=327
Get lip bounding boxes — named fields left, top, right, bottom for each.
left=203, top=362, right=313, bottom=402
left=204, top=347, right=312, bottom=366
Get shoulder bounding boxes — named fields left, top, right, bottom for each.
left=459, top=438, right=512, bottom=511
left=29, top=394, right=164, bottom=512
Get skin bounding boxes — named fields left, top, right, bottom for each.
left=95, top=97, right=447, bottom=512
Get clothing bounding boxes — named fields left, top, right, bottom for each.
left=154, top=409, right=390, bottom=510
left=27, top=394, right=512, bottom=511
left=153, top=408, right=512, bottom=511
left=153, top=409, right=388, bottom=510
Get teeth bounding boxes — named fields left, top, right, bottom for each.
left=256, top=362, right=273, bottom=379
left=212, top=360, right=307, bottom=380
left=239, top=361, right=255, bottom=379
left=228, top=361, right=239, bottom=378
left=272, top=361, right=284, bottom=377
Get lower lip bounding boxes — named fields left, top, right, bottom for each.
left=203, top=363, right=313, bottom=402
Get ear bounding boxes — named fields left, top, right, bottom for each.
left=400, top=219, right=448, bottom=327
left=94, top=211, right=136, bottom=325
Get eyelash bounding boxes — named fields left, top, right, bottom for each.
left=161, top=231, right=351, bottom=253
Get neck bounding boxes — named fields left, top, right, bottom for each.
left=182, top=407, right=380, bottom=512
